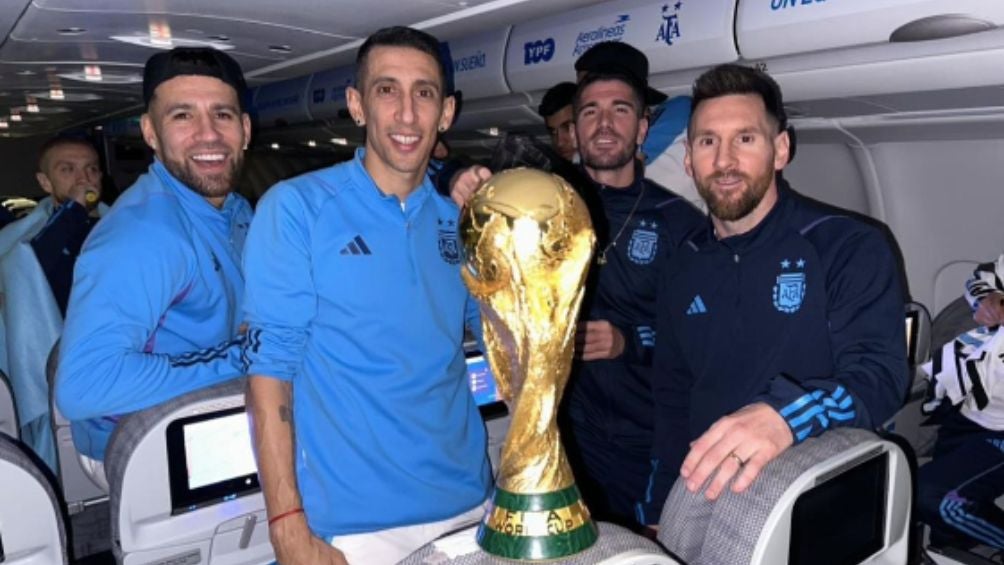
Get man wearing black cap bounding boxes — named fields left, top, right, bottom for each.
left=576, top=41, right=701, bottom=210
left=444, top=42, right=704, bottom=529
left=56, top=47, right=252, bottom=489
left=538, top=81, right=578, bottom=161
left=554, top=49, right=704, bottom=529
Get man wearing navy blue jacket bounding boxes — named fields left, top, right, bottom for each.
left=243, top=27, right=489, bottom=565
left=561, top=67, right=703, bottom=529
left=652, top=64, right=908, bottom=510
left=28, top=137, right=104, bottom=316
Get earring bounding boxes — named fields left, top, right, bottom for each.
left=438, top=125, right=446, bottom=132
left=356, top=119, right=363, bottom=126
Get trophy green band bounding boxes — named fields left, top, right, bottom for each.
left=459, top=168, right=598, bottom=560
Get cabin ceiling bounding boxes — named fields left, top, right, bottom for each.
left=0, top=0, right=606, bottom=139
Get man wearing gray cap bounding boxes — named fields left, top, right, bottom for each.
left=55, top=47, right=252, bottom=489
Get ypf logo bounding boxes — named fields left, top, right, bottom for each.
left=523, top=38, right=555, bottom=65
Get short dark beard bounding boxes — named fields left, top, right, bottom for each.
left=696, top=167, right=773, bottom=222
left=582, top=137, right=636, bottom=172
left=164, top=153, right=244, bottom=201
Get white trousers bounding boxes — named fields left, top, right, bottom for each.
left=330, top=502, right=485, bottom=565
left=78, top=453, right=109, bottom=492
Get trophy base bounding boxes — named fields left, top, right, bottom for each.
left=476, top=484, right=598, bottom=560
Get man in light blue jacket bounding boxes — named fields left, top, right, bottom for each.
left=56, top=47, right=252, bottom=490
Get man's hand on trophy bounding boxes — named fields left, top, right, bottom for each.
left=449, top=165, right=493, bottom=207
left=678, top=402, right=794, bottom=501
left=576, top=320, right=625, bottom=360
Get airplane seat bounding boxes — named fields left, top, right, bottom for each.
left=46, top=340, right=107, bottom=509
left=0, top=369, right=19, bottom=438
left=0, top=432, right=68, bottom=564
left=104, top=378, right=273, bottom=565
left=399, top=521, right=680, bottom=564
left=658, top=428, right=913, bottom=565
left=887, top=301, right=938, bottom=455
left=931, top=296, right=979, bottom=355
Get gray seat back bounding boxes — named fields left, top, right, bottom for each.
left=0, top=432, right=67, bottom=564
left=658, top=428, right=912, bottom=565
left=400, top=521, right=680, bottom=564
left=105, top=378, right=273, bottom=565
left=931, top=296, right=979, bottom=355
left=46, top=341, right=106, bottom=509
left=0, top=369, right=18, bottom=438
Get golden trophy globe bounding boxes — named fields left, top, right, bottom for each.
left=459, top=167, right=598, bottom=560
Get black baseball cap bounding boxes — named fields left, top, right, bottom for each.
left=538, top=82, right=577, bottom=118
left=143, top=47, right=248, bottom=111
left=574, top=41, right=667, bottom=105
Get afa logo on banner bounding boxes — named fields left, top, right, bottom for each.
left=656, top=2, right=682, bottom=46
left=524, top=38, right=555, bottom=65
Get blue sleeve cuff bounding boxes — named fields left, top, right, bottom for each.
left=242, top=326, right=306, bottom=381
left=755, top=375, right=857, bottom=444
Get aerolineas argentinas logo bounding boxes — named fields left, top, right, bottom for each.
left=524, top=38, right=555, bottom=65
left=573, top=14, right=630, bottom=57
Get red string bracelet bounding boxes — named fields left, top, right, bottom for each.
left=268, top=507, right=304, bottom=527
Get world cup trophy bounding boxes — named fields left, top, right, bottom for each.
left=459, top=168, right=598, bottom=560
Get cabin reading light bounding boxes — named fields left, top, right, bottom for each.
left=9, top=114, right=21, bottom=122
left=0, top=121, right=9, bottom=129
left=26, top=103, right=39, bottom=113
left=49, top=88, right=65, bottom=100
left=149, top=20, right=173, bottom=47
left=307, top=140, right=317, bottom=147
left=330, top=138, right=348, bottom=146
left=84, top=65, right=102, bottom=82
left=270, top=143, right=280, bottom=150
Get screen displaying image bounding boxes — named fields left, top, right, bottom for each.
left=183, top=412, right=258, bottom=490
left=467, top=354, right=502, bottom=407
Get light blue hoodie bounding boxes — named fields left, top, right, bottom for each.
left=56, top=160, right=251, bottom=461
left=242, top=148, right=490, bottom=538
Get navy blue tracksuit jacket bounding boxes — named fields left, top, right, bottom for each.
left=652, top=182, right=910, bottom=496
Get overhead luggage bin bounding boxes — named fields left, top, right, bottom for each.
left=736, top=0, right=1004, bottom=104
left=250, top=75, right=311, bottom=128
left=446, top=28, right=510, bottom=101
left=737, top=0, right=1004, bottom=60
left=305, top=65, right=355, bottom=122
left=506, top=0, right=739, bottom=95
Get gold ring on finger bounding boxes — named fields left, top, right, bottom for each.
left=728, top=451, right=747, bottom=467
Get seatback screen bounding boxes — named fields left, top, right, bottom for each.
left=467, top=354, right=508, bottom=420
left=166, top=406, right=260, bottom=515
left=789, top=452, right=888, bottom=565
